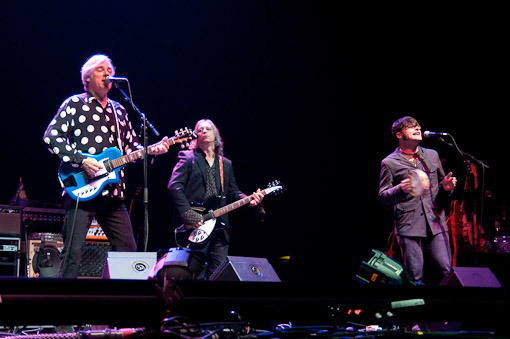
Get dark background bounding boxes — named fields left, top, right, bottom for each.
left=1, top=2, right=507, bottom=283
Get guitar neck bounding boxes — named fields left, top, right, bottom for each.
left=212, top=189, right=268, bottom=219
left=109, top=138, right=178, bottom=170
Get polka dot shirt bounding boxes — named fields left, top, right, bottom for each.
left=43, top=92, right=142, bottom=199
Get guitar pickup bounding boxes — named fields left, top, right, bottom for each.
left=103, top=159, right=113, bottom=172
left=61, top=175, right=77, bottom=188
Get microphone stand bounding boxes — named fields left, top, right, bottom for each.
left=113, top=83, right=159, bottom=252
left=435, top=135, right=489, bottom=263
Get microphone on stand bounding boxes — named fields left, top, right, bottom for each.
left=104, top=76, right=129, bottom=85
left=423, top=130, right=449, bottom=138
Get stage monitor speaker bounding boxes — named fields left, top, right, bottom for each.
left=210, top=256, right=280, bottom=282
left=440, top=267, right=501, bottom=288
left=102, top=251, right=157, bottom=280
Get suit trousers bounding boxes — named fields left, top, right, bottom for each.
left=60, top=196, right=137, bottom=278
left=190, top=226, right=229, bottom=278
left=397, top=230, right=452, bottom=285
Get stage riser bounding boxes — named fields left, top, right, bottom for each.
left=1, top=278, right=509, bottom=335
left=0, top=278, right=164, bottom=327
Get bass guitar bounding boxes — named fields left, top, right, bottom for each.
left=58, top=128, right=196, bottom=201
left=179, top=180, right=284, bottom=244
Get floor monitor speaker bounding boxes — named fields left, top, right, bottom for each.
left=210, top=256, right=280, bottom=282
left=102, top=251, right=157, bottom=280
left=440, top=267, right=501, bottom=288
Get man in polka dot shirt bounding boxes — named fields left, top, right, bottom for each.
left=43, top=54, right=169, bottom=278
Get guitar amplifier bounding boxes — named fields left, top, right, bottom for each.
left=27, top=234, right=111, bottom=278
left=0, top=206, right=22, bottom=236
left=0, top=237, right=20, bottom=277
left=23, top=207, right=66, bottom=223
left=22, top=206, right=65, bottom=235
left=82, top=219, right=109, bottom=277
left=79, top=241, right=112, bottom=278
left=27, top=233, right=64, bottom=278
left=86, top=218, right=108, bottom=241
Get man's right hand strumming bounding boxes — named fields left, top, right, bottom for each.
left=82, top=157, right=103, bottom=178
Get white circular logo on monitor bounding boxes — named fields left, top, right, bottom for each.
left=132, top=260, right=150, bottom=273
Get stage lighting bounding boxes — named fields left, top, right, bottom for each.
left=356, top=249, right=414, bottom=286
left=149, top=247, right=206, bottom=283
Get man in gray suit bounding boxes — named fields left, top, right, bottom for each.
left=379, top=116, right=457, bottom=285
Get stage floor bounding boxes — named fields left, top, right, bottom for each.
left=1, top=277, right=509, bottom=338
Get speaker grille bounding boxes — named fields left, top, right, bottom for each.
left=0, top=210, right=22, bottom=236
left=79, top=241, right=112, bottom=278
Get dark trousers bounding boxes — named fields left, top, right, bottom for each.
left=60, top=196, right=137, bottom=278
left=191, top=227, right=229, bottom=278
left=397, top=231, right=452, bottom=286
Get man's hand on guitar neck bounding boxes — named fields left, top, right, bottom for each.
left=250, top=189, right=265, bottom=206
left=151, top=136, right=170, bottom=156
left=136, top=136, right=170, bottom=159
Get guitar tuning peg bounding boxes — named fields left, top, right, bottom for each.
left=267, top=180, right=281, bottom=189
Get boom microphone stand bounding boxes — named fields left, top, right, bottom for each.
left=433, top=133, right=489, bottom=263
left=113, top=81, right=159, bottom=252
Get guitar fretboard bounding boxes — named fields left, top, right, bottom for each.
left=109, top=139, right=177, bottom=170
left=212, top=190, right=268, bottom=218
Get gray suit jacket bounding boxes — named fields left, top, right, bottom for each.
left=379, top=146, right=449, bottom=237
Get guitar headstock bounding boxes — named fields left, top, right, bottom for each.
left=265, top=180, right=284, bottom=196
left=173, top=127, right=198, bottom=149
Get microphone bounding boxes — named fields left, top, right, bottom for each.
left=423, top=130, right=449, bottom=138
left=104, top=76, right=128, bottom=84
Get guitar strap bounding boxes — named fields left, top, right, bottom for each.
left=218, top=155, right=224, bottom=194
left=109, top=99, right=124, bottom=155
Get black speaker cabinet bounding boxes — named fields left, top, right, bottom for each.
left=440, top=267, right=501, bottom=288
left=210, top=256, right=280, bottom=282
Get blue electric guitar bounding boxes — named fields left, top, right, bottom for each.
left=58, top=128, right=196, bottom=201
